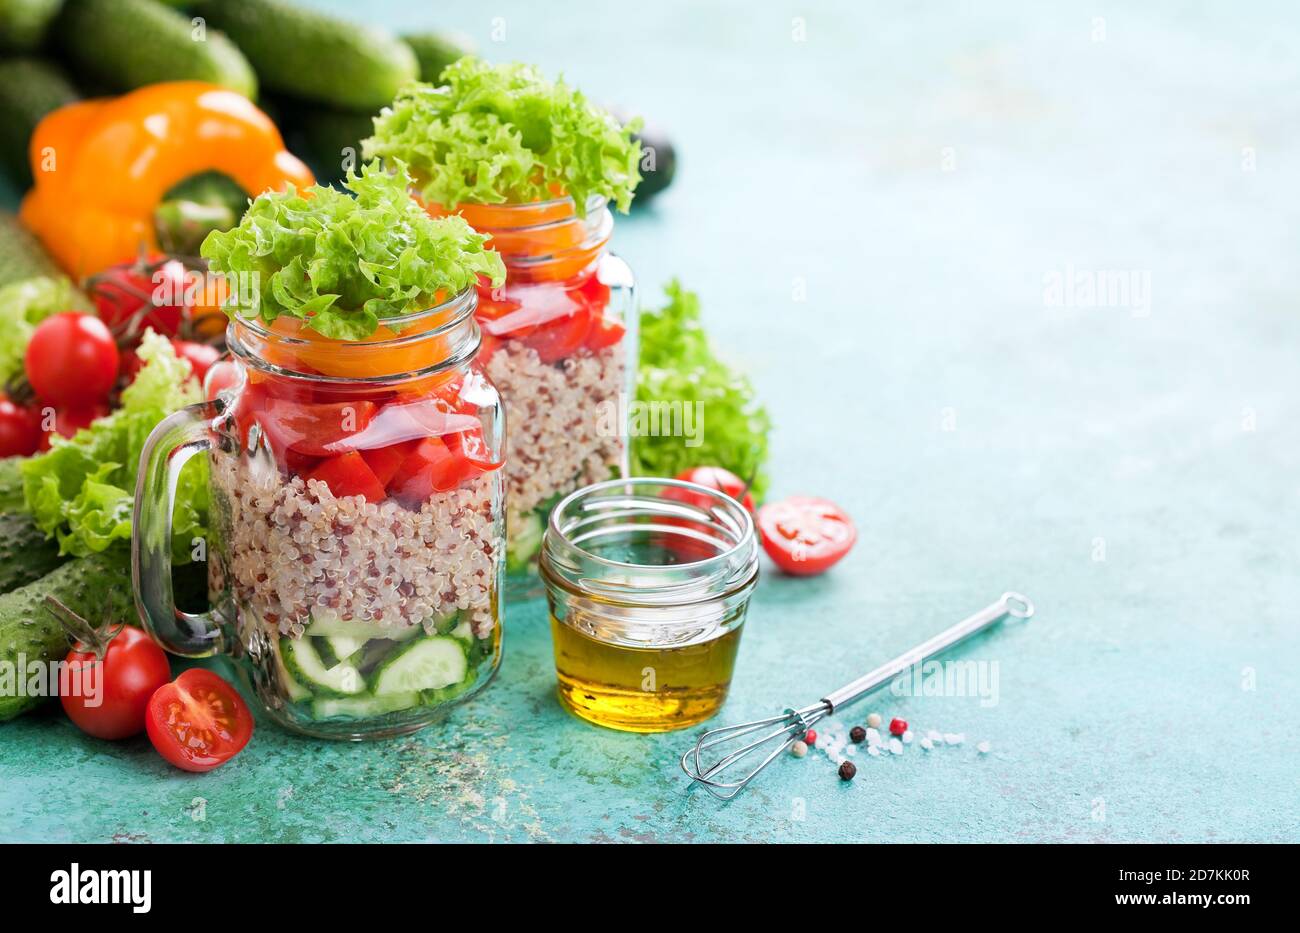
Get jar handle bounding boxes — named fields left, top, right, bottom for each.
left=131, top=402, right=225, bottom=658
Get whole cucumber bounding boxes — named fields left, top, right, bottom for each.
left=0, top=512, right=64, bottom=595
left=202, top=0, right=418, bottom=109
left=402, top=30, right=475, bottom=83
left=0, top=0, right=62, bottom=52
left=0, top=552, right=136, bottom=721
left=0, top=57, right=80, bottom=188
left=0, top=209, right=64, bottom=287
left=55, top=0, right=257, bottom=98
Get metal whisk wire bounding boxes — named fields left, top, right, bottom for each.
left=680, top=592, right=1035, bottom=800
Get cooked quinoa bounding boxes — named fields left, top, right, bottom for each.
left=486, top=341, right=625, bottom=537
left=209, top=454, right=501, bottom=640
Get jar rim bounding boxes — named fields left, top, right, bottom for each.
left=226, top=286, right=481, bottom=385
left=540, top=477, right=760, bottom=607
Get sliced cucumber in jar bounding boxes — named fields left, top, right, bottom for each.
left=284, top=636, right=365, bottom=695
left=306, top=614, right=422, bottom=643
left=311, top=692, right=421, bottom=720
left=272, top=637, right=312, bottom=702
left=373, top=636, right=468, bottom=695
left=314, top=634, right=365, bottom=670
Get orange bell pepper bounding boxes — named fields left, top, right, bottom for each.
left=20, top=81, right=314, bottom=279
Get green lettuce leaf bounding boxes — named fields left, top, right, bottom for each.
left=363, top=57, right=642, bottom=214
left=632, top=281, right=771, bottom=499
left=200, top=161, right=504, bottom=340
left=20, top=331, right=207, bottom=562
left=0, top=276, right=92, bottom=383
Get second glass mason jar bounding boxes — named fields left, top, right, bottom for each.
left=427, top=195, right=636, bottom=590
left=133, top=288, right=506, bottom=740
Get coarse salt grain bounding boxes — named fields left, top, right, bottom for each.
left=901, top=729, right=913, bottom=744
left=976, top=741, right=991, bottom=754
left=865, top=727, right=881, bottom=746
left=889, top=738, right=903, bottom=755
left=867, top=745, right=881, bottom=757
left=920, top=737, right=934, bottom=750
left=943, top=733, right=964, bottom=746
left=928, top=730, right=944, bottom=744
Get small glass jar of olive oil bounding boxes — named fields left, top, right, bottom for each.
left=540, top=478, right=760, bottom=733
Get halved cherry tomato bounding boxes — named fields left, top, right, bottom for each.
left=668, top=467, right=756, bottom=515
left=146, top=668, right=253, bottom=772
left=360, top=439, right=420, bottom=486
left=388, top=436, right=459, bottom=503
left=756, top=496, right=857, bottom=576
left=307, top=451, right=387, bottom=502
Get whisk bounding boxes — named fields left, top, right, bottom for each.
left=680, top=591, right=1035, bottom=800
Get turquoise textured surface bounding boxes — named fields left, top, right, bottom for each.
left=2, top=0, right=1298, bottom=843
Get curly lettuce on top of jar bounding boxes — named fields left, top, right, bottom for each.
left=363, top=57, right=642, bottom=586
left=176, top=163, right=508, bottom=739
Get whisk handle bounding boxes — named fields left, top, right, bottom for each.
left=820, top=592, right=1034, bottom=712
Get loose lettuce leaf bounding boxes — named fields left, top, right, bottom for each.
left=633, top=281, right=771, bottom=499
left=200, top=162, right=504, bottom=340
left=0, top=276, right=92, bottom=383
left=21, top=331, right=206, bottom=562
left=363, top=57, right=642, bottom=214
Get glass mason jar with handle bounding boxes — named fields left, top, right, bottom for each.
left=427, top=196, right=636, bottom=589
left=133, top=289, right=506, bottom=740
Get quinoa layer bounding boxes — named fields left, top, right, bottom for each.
left=486, top=341, right=624, bottom=536
left=210, top=454, right=500, bottom=640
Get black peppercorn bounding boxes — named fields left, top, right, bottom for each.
left=838, top=760, right=857, bottom=780
left=849, top=725, right=866, bottom=743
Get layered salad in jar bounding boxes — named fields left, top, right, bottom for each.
left=364, top=58, right=643, bottom=579
left=200, top=164, right=508, bottom=737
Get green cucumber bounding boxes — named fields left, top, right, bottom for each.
left=312, top=634, right=364, bottom=670
left=373, top=636, right=467, bottom=695
left=0, top=209, right=63, bottom=287
left=402, top=31, right=474, bottom=83
left=0, top=0, right=62, bottom=52
left=55, top=0, right=257, bottom=98
left=0, top=58, right=80, bottom=187
left=0, top=511, right=63, bottom=595
left=0, top=552, right=135, bottom=720
left=311, top=691, right=419, bottom=720
left=305, top=613, right=421, bottom=643
left=274, top=100, right=373, bottom=185
left=283, top=635, right=364, bottom=695
left=202, top=0, right=418, bottom=109
left=271, top=636, right=311, bottom=702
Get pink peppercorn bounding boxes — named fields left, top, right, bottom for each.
left=804, top=729, right=818, bottom=746
left=889, top=717, right=907, bottom=736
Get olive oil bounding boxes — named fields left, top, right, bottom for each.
left=550, top=614, right=744, bottom=733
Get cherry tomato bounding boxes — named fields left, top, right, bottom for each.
left=36, top=403, right=110, bottom=450
left=669, top=466, right=756, bottom=515
left=25, top=312, right=120, bottom=407
left=172, top=340, right=220, bottom=382
left=0, top=396, right=42, bottom=457
left=756, top=496, right=857, bottom=576
left=146, top=668, right=253, bottom=772
left=92, top=258, right=185, bottom=338
left=60, top=626, right=171, bottom=740
left=204, top=359, right=241, bottom=401
left=306, top=451, right=387, bottom=502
